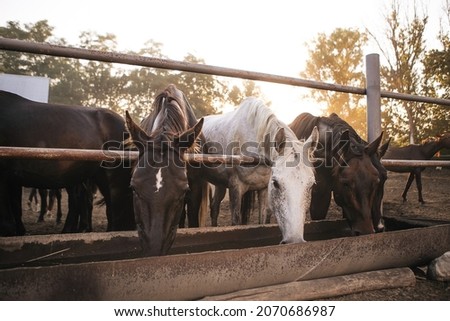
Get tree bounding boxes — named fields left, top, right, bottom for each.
left=422, top=0, right=450, bottom=136
left=301, top=28, right=368, bottom=137
left=0, top=20, right=85, bottom=105
left=226, top=80, right=263, bottom=107
left=0, top=20, right=258, bottom=120
left=369, top=1, right=428, bottom=145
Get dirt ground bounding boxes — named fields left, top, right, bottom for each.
left=20, top=167, right=450, bottom=300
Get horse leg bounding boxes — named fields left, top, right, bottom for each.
left=11, top=182, right=25, bottom=235
left=228, top=185, right=243, bottom=225
left=257, top=188, right=270, bottom=224
left=415, top=170, right=425, bottom=204
left=0, top=179, right=18, bottom=236
left=27, top=188, right=37, bottom=211
left=402, top=172, right=415, bottom=202
left=210, top=185, right=226, bottom=227
left=240, top=190, right=254, bottom=225
left=62, top=186, right=80, bottom=233
left=37, top=188, right=48, bottom=222
left=77, top=182, right=94, bottom=232
left=52, top=189, right=63, bottom=224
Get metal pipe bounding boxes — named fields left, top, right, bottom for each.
left=366, top=54, right=382, bottom=142
left=381, top=159, right=450, bottom=168
left=0, top=37, right=365, bottom=95
left=0, top=146, right=265, bottom=166
left=2, top=38, right=450, bottom=107
left=1, top=146, right=449, bottom=167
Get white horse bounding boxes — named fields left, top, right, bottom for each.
left=201, top=98, right=318, bottom=243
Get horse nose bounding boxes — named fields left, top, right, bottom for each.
left=279, top=237, right=306, bottom=244
left=375, top=220, right=385, bottom=232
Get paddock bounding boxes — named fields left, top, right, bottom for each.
left=0, top=38, right=449, bottom=300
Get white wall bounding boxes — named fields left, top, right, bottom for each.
left=0, top=74, right=49, bottom=103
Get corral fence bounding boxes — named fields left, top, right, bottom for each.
left=1, top=38, right=450, bottom=302
left=0, top=37, right=449, bottom=168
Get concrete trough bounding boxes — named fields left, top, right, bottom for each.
left=0, top=218, right=449, bottom=300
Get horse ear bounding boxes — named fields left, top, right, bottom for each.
left=305, top=126, right=319, bottom=162
left=378, top=137, right=391, bottom=158
left=125, top=111, right=151, bottom=152
left=174, top=118, right=204, bottom=151
left=366, top=132, right=383, bottom=156
left=333, top=130, right=350, bottom=155
left=274, top=127, right=286, bottom=154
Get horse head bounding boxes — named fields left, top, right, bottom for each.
left=125, top=88, right=203, bottom=256
left=438, top=132, right=450, bottom=149
left=332, top=132, right=384, bottom=235
left=268, top=126, right=319, bottom=244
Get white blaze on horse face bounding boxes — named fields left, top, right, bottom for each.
left=155, top=168, right=163, bottom=193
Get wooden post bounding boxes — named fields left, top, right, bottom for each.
left=366, top=54, right=382, bottom=142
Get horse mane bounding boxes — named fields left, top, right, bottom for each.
left=239, top=97, right=299, bottom=147
left=321, top=113, right=366, bottom=157
left=134, top=84, right=201, bottom=153
left=289, top=112, right=319, bottom=140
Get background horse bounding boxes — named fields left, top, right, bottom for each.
left=27, top=188, right=63, bottom=223
left=200, top=98, right=318, bottom=243
left=0, top=90, right=134, bottom=236
left=125, top=84, right=206, bottom=256
left=290, top=112, right=389, bottom=235
left=384, top=132, right=450, bottom=203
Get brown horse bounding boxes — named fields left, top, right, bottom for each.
left=290, top=113, right=389, bottom=235
left=384, top=133, right=450, bottom=203
left=125, top=84, right=206, bottom=256
left=0, top=90, right=135, bottom=236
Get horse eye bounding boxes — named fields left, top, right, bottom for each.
left=130, top=185, right=140, bottom=197
left=272, top=179, right=281, bottom=189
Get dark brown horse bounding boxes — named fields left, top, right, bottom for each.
left=290, top=112, right=389, bottom=235
left=125, top=84, right=205, bottom=256
left=384, top=133, right=450, bottom=203
left=0, top=90, right=134, bottom=236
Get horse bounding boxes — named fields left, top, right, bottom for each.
left=27, top=187, right=63, bottom=223
left=0, top=90, right=134, bottom=236
left=384, top=133, right=450, bottom=203
left=199, top=98, right=318, bottom=244
left=125, top=84, right=206, bottom=256
left=290, top=112, right=389, bottom=235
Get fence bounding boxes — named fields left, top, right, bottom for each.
left=0, top=37, right=449, bottom=168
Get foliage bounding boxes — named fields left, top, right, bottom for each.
left=371, top=0, right=429, bottom=145
left=300, top=28, right=368, bottom=138
left=421, top=0, right=450, bottom=137
left=0, top=20, right=259, bottom=121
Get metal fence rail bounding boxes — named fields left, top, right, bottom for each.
left=0, top=146, right=265, bottom=166
left=0, top=37, right=449, bottom=168
left=0, top=146, right=448, bottom=168
left=2, top=37, right=450, bottom=107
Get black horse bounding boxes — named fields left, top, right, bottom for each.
left=290, top=113, right=389, bottom=235
left=384, top=133, right=450, bottom=203
left=125, top=84, right=206, bottom=256
left=0, top=90, right=134, bottom=236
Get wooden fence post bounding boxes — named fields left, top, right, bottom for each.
left=366, top=53, right=382, bottom=142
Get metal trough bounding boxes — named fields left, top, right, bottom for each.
left=0, top=218, right=449, bottom=300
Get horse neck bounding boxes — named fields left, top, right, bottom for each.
left=421, top=140, right=444, bottom=159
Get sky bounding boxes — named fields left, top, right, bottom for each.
left=0, top=0, right=446, bottom=123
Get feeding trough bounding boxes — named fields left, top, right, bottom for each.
left=0, top=217, right=449, bottom=300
